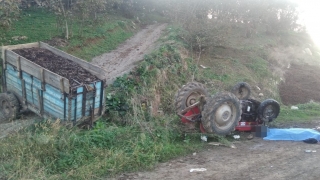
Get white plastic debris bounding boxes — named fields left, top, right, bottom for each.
left=200, top=65, right=208, bottom=69
left=258, top=93, right=264, bottom=97
left=255, top=86, right=261, bottom=91
left=233, top=135, right=240, bottom=139
left=193, top=152, right=197, bottom=156
left=201, top=135, right=208, bottom=142
left=291, top=106, right=299, bottom=110
left=190, top=168, right=207, bottom=172
left=230, top=144, right=237, bottom=149
left=305, top=150, right=316, bottom=153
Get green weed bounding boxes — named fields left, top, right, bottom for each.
left=0, top=119, right=202, bottom=179
left=0, top=9, right=60, bottom=46
left=275, top=102, right=320, bottom=123
left=1, top=5, right=320, bottom=180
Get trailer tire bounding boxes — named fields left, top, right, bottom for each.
left=257, top=99, right=280, bottom=122
left=202, top=92, right=241, bottom=135
left=0, top=92, right=20, bottom=122
left=231, top=82, right=251, bottom=100
left=174, top=82, right=209, bottom=114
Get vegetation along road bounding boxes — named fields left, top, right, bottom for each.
left=1, top=0, right=320, bottom=180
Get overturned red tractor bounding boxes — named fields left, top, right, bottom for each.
left=174, top=82, right=280, bottom=135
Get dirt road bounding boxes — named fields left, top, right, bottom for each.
left=3, top=22, right=320, bottom=179
left=92, top=23, right=167, bottom=84
left=114, top=138, right=320, bottom=180
left=0, top=113, right=39, bottom=139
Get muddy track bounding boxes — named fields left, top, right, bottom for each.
left=113, top=137, right=320, bottom=180
left=92, top=23, right=167, bottom=84
left=0, top=112, right=40, bottom=139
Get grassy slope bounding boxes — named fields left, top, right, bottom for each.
left=0, top=10, right=204, bottom=180
left=0, top=9, right=60, bottom=46
left=1, top=8, right=320, bottom=180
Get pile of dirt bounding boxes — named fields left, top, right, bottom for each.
left=279, top=63, right=320, bottom=105
left=13, top=48, right=99, bottom=87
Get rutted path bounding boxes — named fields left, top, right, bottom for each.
left=0, top=113, right=40, bottom=139
left=92, top=23, right=167, bottom=84
left=113, top=138, right=320, bottom=180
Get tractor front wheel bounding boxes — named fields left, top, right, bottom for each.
left=174, top=82, right=209, bottom=113
left=231, top=82, right=251, bottom=100
left=257, top=99, right=280, bottom=122
left=202, top=92, right=241, bottom=135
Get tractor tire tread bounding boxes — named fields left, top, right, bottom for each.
left=202, top=92, right=241, bottom=135
left=0, top=92, right=20, bottom=123
left=174, top=82, right=209, bottom=113
left=231, top=82, right=251, bottom=100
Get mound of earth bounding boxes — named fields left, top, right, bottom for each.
left=13, top=48, right=99, bottom=87
left=279, top=63, right=320, bottom=105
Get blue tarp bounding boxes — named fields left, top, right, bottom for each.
left=263, top=128, right=320, bottom=141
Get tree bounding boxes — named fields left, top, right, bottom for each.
left=157, top=0, right=300, bottom=49
left=71, top=0, right=106, bottom=36
left=42, top=0, right=72, bottom=39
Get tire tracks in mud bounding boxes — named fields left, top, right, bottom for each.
left=112, top=139, right=320, bottom=180
left=0, top=113, right=40, bottom=139
left=92, top=23, right=167, bottom=84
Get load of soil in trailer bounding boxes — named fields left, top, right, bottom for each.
left=13, top=48, right=99, bottom=87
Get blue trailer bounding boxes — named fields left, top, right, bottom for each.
left=1, top=42, right=106, bottom=124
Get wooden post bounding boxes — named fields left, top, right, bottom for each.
left=1, top=46, right=6, bottom=68
left=40, top=68, right=45, bottom=90
left=1, top=47, right=6, bottom=92
left=36, top=90, right=43, bottom=115
left=21, top=79, right=27, bottom=106
left=17, top=56, right=21, bottom=78
left=60, top=78, right=65, bottom=93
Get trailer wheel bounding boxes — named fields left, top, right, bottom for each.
left=0, top=92, right=20, bottom=122
left=257, top=99, right=280, bottom=122
left=202, top=92, right=241, bottom=135
left=231, top=82, right=251, bottom=100
left=174, top=82, right=209, bottom=113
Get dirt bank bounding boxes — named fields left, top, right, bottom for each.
left=279, top=63, right=320, bottom=105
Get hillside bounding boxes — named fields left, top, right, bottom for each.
left=1, top=0, right=320, bottom=179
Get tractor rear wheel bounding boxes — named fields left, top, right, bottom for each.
left=231, top=82, right=251, bottom=100
left=202, top=92, right=241, bottom=135
left=257, top=99, right=280, bottom=122
left=0, top=92, right=20, bottom=123
left=174, top=82, right=209, bottom=113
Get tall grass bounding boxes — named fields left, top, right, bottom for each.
left=0, top=9, right=60, bottom=46
left=0, top=9, right=135, bottom=62
left=276, top=102, right=320, bottom=123
left=0, top=27, right=205, bottom=179
left=0, top=119, right=202, bottom=179
left=1, top=8, right=319, bottom=180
